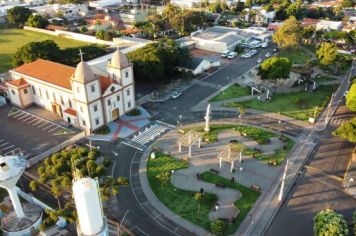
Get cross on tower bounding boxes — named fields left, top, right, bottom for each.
left=78, top=49, right=84, bottom=61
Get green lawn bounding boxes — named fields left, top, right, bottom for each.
left=185, top=124, right=294, bottom=165
left=147, top=152, right=216, bottom=231
left=279, top=49, right=309, bottom=64
left=210, top=84, right=250, bottom=102
left=0, top=29, right=90, bottom=73
left=200, top=172, right=260, bottom=235
left=186, top=124, right=276, bottom=144
left=227, top=85, right=337, bottom=121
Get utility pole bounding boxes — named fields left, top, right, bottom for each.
left=278, top=160, right=289, bottom=201
left=325, top=93, right=335, bottom=124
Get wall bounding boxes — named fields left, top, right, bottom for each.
left=192, top=37, right=228, bottom=53
left=23, top=26, right=115, bottom=46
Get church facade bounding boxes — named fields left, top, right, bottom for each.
left=3, top=50, right=135, bottom=133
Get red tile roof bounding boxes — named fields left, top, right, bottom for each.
left=99, top=76, right=113, bottom=92
left=13, top=59, right=114, bottom=95
left=6, top=78, right=29, bottom=88
left=63, top=108, right=77, bottom=116
left=13, top=59, right=75, bottom=90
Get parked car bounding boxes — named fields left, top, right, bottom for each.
left=261, top=42, right=268, bottom=48
left=257, top=58, right=262, bottom=63
left=241, top=53, right=251, bottom=58
left=227, top=51, right=237, bottom=59
left=273, top=48, right=278, bottom=52
left=221, top=50, right=230, bottom=58
left=249, top=50, right=258, bottom=56
left=265, top=52, right=271, bottom=58
left=171, top=91, right=182, bottom=99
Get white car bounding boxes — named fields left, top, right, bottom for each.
left=221, top=50, right=230, bottom=58
left=257, top=58, right=262, bottom=63
left=227, top=52, right=237, bottom=59
left=265, top=52, right=271, bottom=58
left=249, top=50, right=258, bottom=56
left=261, top=42, right=268, bottom=48
left=171, top=91, right=182, bottom=99
left=241, top=53, right=251, bottom=58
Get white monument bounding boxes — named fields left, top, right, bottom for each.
left=0, top=155, right=43, bottom=236
left=73, top=177, right=108, bottom=236
left=204, top=103, right=211, bottom=132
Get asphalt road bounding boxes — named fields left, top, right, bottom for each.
left=144, top=46, right=276, bottom=124
left=265, top=104, right=356, bottom=236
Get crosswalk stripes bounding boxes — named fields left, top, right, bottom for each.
left=297, top=132, right=310, bottom=140
left=192, top=79, right=221, bottom=89
left=329, top=118, right=346, bottom=125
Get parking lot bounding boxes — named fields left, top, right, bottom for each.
left=0, top=105, right=79, bottom=160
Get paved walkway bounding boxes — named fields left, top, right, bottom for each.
left=140, top=128, right=283, bottom=234
left=89, top=107, right=151, bottom=141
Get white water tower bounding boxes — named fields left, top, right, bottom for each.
left=0, top=155, right=42, bottom=236
left=72, top=177, right=108, bottom=236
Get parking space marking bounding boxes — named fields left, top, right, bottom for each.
left=2, top=145, right=14, bottom=151
left=23, top=116, right=36, bottom=122
left=27, top=118, right=41, bottom=124
left=17, top=114, right=31, bottom=120
left=12, top=113, right=24, bottom=118
left=32, top=120, right=44, bottom=126
left=8, top=110, right=21, bottom=117
left=24, top=153, right=32, bottom=158
left=37, top=122, right=49, bottom=128
left=48, top=126, right=61, bottom=133
left=5, top=147, right=22, bottom=155
left=0, top=142, right=9, bottom=147
left=42, top=124, right=54, bottom=131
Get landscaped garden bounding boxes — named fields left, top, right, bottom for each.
left=186, top=124, right=294, bottom=166
left=210, top=84, right=250, bottom=102
left=147, top=151, right=262, bottom=235
left=279, top=49, right=310, bottom=65
left=226, top=84, right=337, bottom=121
left=200, top=171, right=260, bottom=235
left=0, top=29, right=89, bottom=72
left=147, top=152, right=216, bottom=230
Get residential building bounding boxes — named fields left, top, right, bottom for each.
left=31, top=3, right=88, bottom=18
left=250, top=6, right=276, bottom=24
left=316, top=20, right=343, bottom=31
left=300, top=18, right=320, bottom=28
left=176, top=57, right=221, bottom=75
left=118, top=9, right=147, bottom=24
left=86, top=14, right=124, bottom=31
left=3, top=50, right=136, bottom=133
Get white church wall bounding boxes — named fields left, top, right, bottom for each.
left=75, top=102, right=92, bottom=131
left=8, top=87, right=22, bottom=107
left=72, top=80, right=88, bottom=104
left=88, top=100, right=104, bottom=130
left=123, top=85, right=134, bottom=112
left=19, top=87, right=33, bottom=107
left=103, top=91, right=124, bottom=122
left=85, top=80, right=101, bottom=103
left=120, top=67, right=133, bottom=87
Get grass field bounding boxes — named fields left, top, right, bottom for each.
left=147, top=152, right=216, bottom=231
left=227, top=85, right=337, bottom=121
left=210, top=84, right=250, bottom=102
left=200, top=172, right=260, bottom=235
left=279, top=49, right=309, bottom=64
left=0, top=29, right=89, bottom=73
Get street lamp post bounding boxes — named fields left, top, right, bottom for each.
left=239, top=167, right=243, bottom=183
left=278, top=120, right=282, bottom=136
left=179, top=115, right=182, bottom=127
left=215, top=204, right=219, bottom=220
left=171, top=170, right=175, bottom=186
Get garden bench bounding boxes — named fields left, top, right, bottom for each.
left=279, top=136, right=287, bottom=142
left=210, top=168, right=220, bottom=174
left=250, top=184, right=261, bottom=192
left=215, top=182, right=225, bottom=189
left=254, top=148, right=262, bottom=153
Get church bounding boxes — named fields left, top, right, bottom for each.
left=3, top=49, right=136, bottom=133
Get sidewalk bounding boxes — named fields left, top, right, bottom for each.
left=344, top=149, right=356, bottom=198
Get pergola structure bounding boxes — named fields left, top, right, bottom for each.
left=177, top=130, right=202, bottom=157
left=218, top=143, right=247, bottom=172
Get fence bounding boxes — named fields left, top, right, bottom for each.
left=23, top=26, right=115, bottom=46
left=28, top=131, right=86, bottom=167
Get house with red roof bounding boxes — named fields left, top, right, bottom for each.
left=3, top=50, right=136, bottom=133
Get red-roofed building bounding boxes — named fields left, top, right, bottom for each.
left=300, top=18, right=321, bottom=28
left=4, top=50, right=136, bottom=133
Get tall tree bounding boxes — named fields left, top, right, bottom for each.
left=7, top=6, right=32, bottom=27
left=258, top=57, right=292, bottom=85
left=346, top=82, right=356, bottom=112
left=26, top=14, right=49, bottom=28
left=272, top=16, right=301, bottom=49
left=12, top=40, right=60, bottom=67
left=314, top=209, right=349, bottom=236
left=316, top=42, right=338, bottom=66
left=333, top=118, right=356, bottom=143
